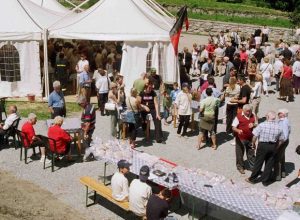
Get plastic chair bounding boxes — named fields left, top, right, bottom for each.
left=16, top=130, right=40, bottom=164
left=4, top=118, right=21, bottom=148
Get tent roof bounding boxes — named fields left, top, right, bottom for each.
left=29, top=0, right=70, bottom=14
left=0, top=0, right=63, bottom=41
left=49, top=0, right=174, bottom=42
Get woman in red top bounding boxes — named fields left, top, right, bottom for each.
left=21, top=113, right=49, bottom=163
left=279, top=59, right=293, bottom=102
left=47, top=116, right=72, bottom=155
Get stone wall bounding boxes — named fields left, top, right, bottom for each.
left=186, top=19, right=297, bottom=42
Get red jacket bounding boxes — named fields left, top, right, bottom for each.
left=21, top=121, right=35, bottom=148
left=48, top=125, right=71, bottom=154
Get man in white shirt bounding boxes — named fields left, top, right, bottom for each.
left=111, top=160, right=131, bottom=202
left=75, top=53, right=89, bottom=96
left=214, top=44, right=225, bottom=76
left=273, top=54, right=284, bottom=91
left=95, top=69, right=111, bottom=116
left=0, top=105, right=19, bottom=145
left=129, top=165, right=152, bottom=217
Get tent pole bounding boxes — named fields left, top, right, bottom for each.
left=43, top=29, right=49, bottom=99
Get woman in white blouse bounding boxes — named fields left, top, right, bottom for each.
left=250, top=74, right=263, bottom=116
left=174, top=83, right=192, bottom=138
left=259, top=57, right=273, bottom=96
left=293, top=55, right=300, bottom=94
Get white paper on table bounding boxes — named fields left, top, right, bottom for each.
left=148, top=172, right=158, bottom=180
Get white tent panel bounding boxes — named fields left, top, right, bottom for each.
left=29, top=0, right=70, bottom=14
left=0, top=41, right=42, bottom=97
left=0, top=0, right=63, bottom=41
left=49, top=0, right=172, bottom=41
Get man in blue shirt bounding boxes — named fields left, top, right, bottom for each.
left=274, top=109, right=291, bottom=181
left=48, top=81, right=66, bottom=119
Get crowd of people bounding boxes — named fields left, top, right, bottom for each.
left=1, top=26, right=300, bottom=219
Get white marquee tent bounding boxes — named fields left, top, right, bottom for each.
left=49, top=0, right=178, bottom=93
left=0, top=0, right=64, bottom=97
left=29, top=0, right=70, bottom=14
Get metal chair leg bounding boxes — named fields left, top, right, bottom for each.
left=51, top=153, right=54, bottom=172
left=103, top=162, right=107, bottom=185
left=20, top=146, right=23, bottom=161
left=25, top=148, right=28, bottom=164
left=85, top=186, right=88, bottom=207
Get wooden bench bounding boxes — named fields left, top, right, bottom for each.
left=80, top=176, right=130, bottom=211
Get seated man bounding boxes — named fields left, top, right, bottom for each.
left=47, top=116, right=72, bottom=157
left=0, top=105, right=19, bottom=145
left=111, top=160, right=131, bottom=202
left=129, top=165, right=152, bottom=218
left=146, top=188, right=172, bottom=220
left=21, top=113, right=50, bottom=163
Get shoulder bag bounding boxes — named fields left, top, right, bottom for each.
left=128, top=97, right=141, bottom=128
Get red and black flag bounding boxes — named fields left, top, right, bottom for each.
left=169, top=6, right=189, bottom=55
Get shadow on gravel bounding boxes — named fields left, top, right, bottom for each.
left=216, top=132, right=234, bottom=146
left=285, top=162, right=295, bottom=176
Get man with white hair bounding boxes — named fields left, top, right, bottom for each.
left=21, top=113, right=50, bottom=163
left=246, top=111, right=285, bottom=186
left=48, top=81, right=66, bottom=119
left=232, top=104, right=257, bottom=174
left=274, top=108, right=291, bottom=181
left=0, top=105, right=19, bottom=145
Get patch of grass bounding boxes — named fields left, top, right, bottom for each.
left=188, top=12, right=291, bottom=28
left=6, top=102, right=82, bottom=120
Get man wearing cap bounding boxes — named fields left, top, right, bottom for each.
left=78, top=96, right=96, bottom=157
left=111, top=160, right=131, bottom=202
left=96, top=68, right=111, bottom=116
left=129, top=165, right=152, bottom=217
left=274, top=109, right=291, bottom=181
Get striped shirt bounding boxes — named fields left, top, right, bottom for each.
left=252, top=121, right=284, bottom=143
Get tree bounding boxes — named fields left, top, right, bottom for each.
left=264, top=0, right=299, bottom=11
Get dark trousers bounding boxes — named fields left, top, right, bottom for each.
left=0, top=128, right=7, bottom=144
left=274, top=139, right=289, bottom=179
left=226, top=104, right=238, bottom=134
left=51, top=107, right=65, bottom=119
left=214, top=108, right=219, bottom=133
left=249, top=142, right=277, bottom=183
left=141, top=110, right=163, bottom=142
left=177, top=115, right=190, bottom=136
left=128, top=123, right=137, bottom=141
left=98, top=93, right=108, bottom=114
left=235, top=137, right=251, bottom=169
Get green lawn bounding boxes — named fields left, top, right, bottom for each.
left=190, top=13, right=291, bottom=28
left=6, top=101, right=82, bottom=121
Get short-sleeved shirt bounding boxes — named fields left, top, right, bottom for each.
left=170, top=89, right=181, bottom=103
left=140, top=90, right=157, bottom=110
left=111, top=172, right=129, bottom=202
left=146, top=195, right=169, bottom=220
left=48, top=91, right=64, bottom=108
left=200, top=96, right=220, bottom=117
left=81, top=104, right=96, bottom=132
left=252, top=121, right=284, bottom=143
left=133, top=79, right=146, bottom=94
left=238, top=84, right=251, bottom=108
left=79, top=71, right=90, bottom=87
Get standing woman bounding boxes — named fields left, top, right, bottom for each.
left=126, top=88, right=149, bottom=148
left=259, top=57, right=273, bottom=96
left=223, top=77, right=240, bottom=134
left=250, top=74, right=263, bottom=116
left=174, top=83, right=192, bottom=138
left=293, top=55, right=300, bottom=95
left=279, top=59, right=293, bottom=102
left=108, top=82, right=120, bottom=138
left=139, top=83, right=164, bottom=143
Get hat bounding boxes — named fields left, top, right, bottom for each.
left=250, top=49, right=257, bottom=55
left=117, top=160, right=131, bottom=169
left=278, top=108, right=289, bottom=115
left=139, top=165, right=150, bottom=182
left=150, top=68, right=156, bottom=73
left=110, top=82, right=117, bottom=89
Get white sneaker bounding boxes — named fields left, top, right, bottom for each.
left=40, top=156, right=51, bottom=164
left=230, top=142, right=236, bottom=146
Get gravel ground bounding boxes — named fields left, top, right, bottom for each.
left=0, top=34, right=300, bottom=220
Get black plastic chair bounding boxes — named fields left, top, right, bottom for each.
left=16, top=130, right=40, bottom=164
left=4, top=118, right=21, bottom=148
left=44, top=136, right=70, bottom=172
left=0, top=98, right=7, bottom=123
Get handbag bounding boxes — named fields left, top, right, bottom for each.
left=104, top=102, right=116, bottom=111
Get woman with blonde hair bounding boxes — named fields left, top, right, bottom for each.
left=259, top=57, right=273, bottom=96
left=223, top=76, right=240, bottom=134
left=251, top=74, right=263, bottom=116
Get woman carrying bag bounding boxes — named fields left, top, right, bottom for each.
left=126, top=88, right=149, bottom=148
left=107, top=82, right=120, bottom=138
